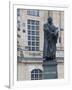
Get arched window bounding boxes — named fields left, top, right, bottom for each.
left=31, top=69, right=42, bottom=80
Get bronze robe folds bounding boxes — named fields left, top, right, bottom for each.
left=43, top=23, right=58, bottom=60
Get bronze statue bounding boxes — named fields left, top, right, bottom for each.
left=43, top=17, right=58, bottom=60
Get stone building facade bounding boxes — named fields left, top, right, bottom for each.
left=17, top=9, right=64, bottom=80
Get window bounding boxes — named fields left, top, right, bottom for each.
left=17, top=20, right=20, bottom=31
left=27, top=19, right=40, bottom=51
left=17, top=9, right=20, bottom=16
left=31, top=69, right=42, bottom=80
left=27, top=9, right=39, bottom=16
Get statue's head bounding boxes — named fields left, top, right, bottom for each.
left=47, top=16, right=53, bottom=24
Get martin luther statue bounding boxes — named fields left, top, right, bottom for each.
left=43, top=17, right=58, bottom=60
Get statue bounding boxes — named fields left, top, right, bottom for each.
left=43, top=17, right=58, bottom=60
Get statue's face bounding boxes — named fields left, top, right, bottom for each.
left=47, top=17, right=53, bottom=24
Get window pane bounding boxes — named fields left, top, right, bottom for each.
left=32, top=31, right=35, bottom=35
left=28, top=31, right=31, bottom=35
left=32, top=26, right=35, bottom=30
left=31, top=74, right=34, bottom=78
left=28, top=20, right=30, bottom=24
left=32, top=37, right=35, bottom=41
left=28, top=41, right=31, bottom=45
left=31, top=70, right=34, bottom=73
left=36, top=47, right=39, bottom=51
left=35, top=74, right=38, bottom=78
left=28, top=36, right=31, bottom=40
left=31, top=20, right=35, bottom=25
left=36, top=42, right=39, bottom=46
left=36, top=31, right=39, bottom=35
left=36, top=37, right=39, bottom=41
left=35, top=69, right=38, bottom=73
left=32, top=42, right=35, bottom=46
left=37, top=10, right=39, bottom=16
left=32, top=47, right=35, bottom=51
left=27, top=9, right=39, bottom=16
left=29, top=47, right=31, bottom=51
left=28, top=25, right=30, bottom=29
left=32, top=36, right=35, bottom=40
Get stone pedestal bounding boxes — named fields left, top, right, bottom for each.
left=42, top=60, right=58, bottom=79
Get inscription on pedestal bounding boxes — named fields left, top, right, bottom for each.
left=43, top=60, right=58, bottom=79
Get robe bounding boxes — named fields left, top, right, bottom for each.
left=43, top=23, right=58, bottom=60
